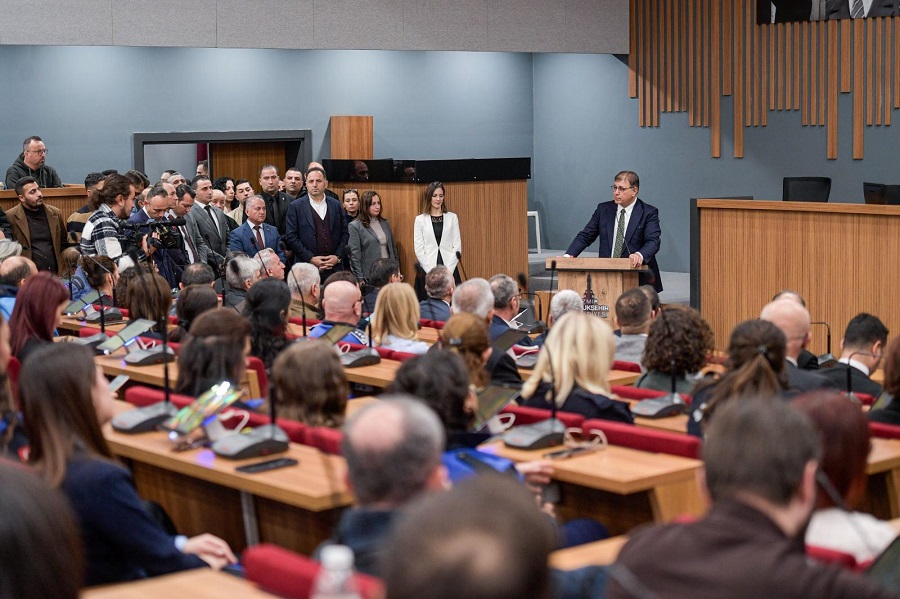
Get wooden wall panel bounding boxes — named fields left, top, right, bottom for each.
left=329, top=116, right=374, bottom=160
left=697, top=200, right=900, bottom=353
left=627, top=2, right=899, bottom=160
left=329, top=181, right=528, bottom=286
left=210, top=142, right=284, bottom=190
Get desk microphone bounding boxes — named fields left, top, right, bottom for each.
left=515, top=273, right=545, bottom=334
left=340, top=318, right=381, bottom=368
left=212, top=382, right=290, bottom=460
left=844, top=350, right=879, bottom=404
left=504, top=346, right=564, bottom=450
left=810, top=321, right=837, bottom=367
left=456, top=250, right=468, bottom=282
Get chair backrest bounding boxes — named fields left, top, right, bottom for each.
left=500, top=404, right=585, bottom=429
left=244, top=543, right=384, bottom=599
left=581, top=418, right=701, bottom=459
left=246, top=356, right=269, bottom=398
left=885, top=185, right=900, bottom=205
left=612, top=360, right=642, bottom=373
left=288, top=316, right=322, bottom=328
left=869, top=421, right=900, bottom=440
left=864, top=182, right=886, bottom=204
left=855, top=392, right=877, bottom=407
left=123, top=385, right=194, bottom=409
left=306, top=426, right=344, bottom=455
left=783, top=176, right=831, bottom=202
left=7, top=356, right=21, bottom=410
left=805, top=545, right=864, bottom=571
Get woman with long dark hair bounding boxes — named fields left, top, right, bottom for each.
left=176, top=309, right=251, bottom=397
left=243, top=278, right=291, bottom=372
left=21, top=343, right=236, bottom=585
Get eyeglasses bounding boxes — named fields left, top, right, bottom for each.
left=27, top=148, right=48, bottom=155
left=611, top=185, right=633, bottom=193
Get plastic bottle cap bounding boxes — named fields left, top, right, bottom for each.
left=320, top=544, right=354, bottom=570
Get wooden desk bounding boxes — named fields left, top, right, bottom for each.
left=480, top=441, right=706, bottom=535
left=549, top=536, right=628, bottom=571
left=82, top=569, right=278, bottom=598
left=864, top=437, right=900, bottom=520
left=343, top=358, right=403, bottom=388
left=104, top=403, right=351, bottom=555
left=0, top=186, right=87, bottom=221
left=95, top=355, right=262, bottom=410
left=59, top=315, right=128, bottom=334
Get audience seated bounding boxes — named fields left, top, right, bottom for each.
left=126, top=273, right=173, bottom=338
left=271, top=339, right=348, bottom=428
left=9, top=271, right=68, bottom=364
left=309, top=280, right=369, bottom=345
left=243, top=278, right=291, bottom=372
left=634, top=305, right=713, bottom=394
left=688, top=319, right=789, bottom=437
left=371, top=283, right=429, bottom=355
left=792, top=391, right=899, bottom=563
left=286, top=261, right=321, bottom=319
left=317, top=397, right=448, bottom=576
left=772, top=290, right=820, bottom=370
left=612, top=287, right=651, bottom=366
left=520, top=313, right=633, bottom=423
left=869, top=337, right=900, bottom=424
left=175, top=309, right=251, bottom=397
left=361, top=258, right=400, bottom=315
left=223, top=254, right=263, bottom=310
left=0, top=255, right=37, bottom=320
left=0, top=461, right=83, bottom=599
left=81, top=254, right=118, bottom=306
left=608, top=397, right=894, bottom=599
left=179, top=262, right=215, bottom=289
left=113, top=263, right=151, bottom=310
left=760, top=298, right=836, bottom=393
left=820, top=313, right=888, bottom=397
left=488, top=274, right=535, bottom=346
left=318, top=270, right=360, bottom=317
left=440, top=312, right=521, bottom=388
left=169, top=285, right=219, bottom=344
left=418, top=264, right=454, bottom=322
left=0, top=314, right=26, bottom=461
left=533, top=289, right=583, bottom=347
left=21, top=344, right=237, bottom=586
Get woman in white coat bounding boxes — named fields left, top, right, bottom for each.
left=414, top=182, right=461, bottom=298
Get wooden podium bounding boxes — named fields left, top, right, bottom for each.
left=540, top=258, right=647, bottom=321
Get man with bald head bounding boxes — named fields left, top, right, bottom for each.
left=308, top=279, right=368, bottom=344
left=760, top=299, right=835, bottom=393
left=0, top=255, right=37, bottom=319
left=317, top=396, right=447, bottom=576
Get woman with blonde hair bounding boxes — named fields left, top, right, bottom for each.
left=439, top=312, right=522, bottom=388
left=370, top=283, right=429, bottom=354
left=520, top=313, right=633, bottom=423
left=271, top=339, right=348, bottom=428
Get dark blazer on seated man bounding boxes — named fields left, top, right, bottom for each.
left=827, top=0, right=897, bottom=18
left=489, top=314, right=535, bottom=347
left=565, top=196, right=663, bottom=292
left=419, top=297, right=451, bottom=322
left=283, top=195, right=348, bottom=271
left=785, top=361, right=836, bottom=393
left=820, top=362, right=884, bottom=397
left=229, top=220, right=285, bottom=262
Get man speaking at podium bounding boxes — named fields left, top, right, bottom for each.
left=563, top=170, right=663, bottom=292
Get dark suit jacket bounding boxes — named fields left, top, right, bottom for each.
left=565, top=198, right=663, bottom=292
left=797, top=348, right=820, bottom=370
left=758, top=0, right=812, bottom=22
left=260, top=190, right=292, bottom=234
left=5, top=202, right=66, bottom=268
left=283, top=195, right=348, bottom=264
left=187, top=202, right=229, bottom=260
left=785, top=361, right=836, bottom=393
left=419, top=297, right=451, bottom=322
left=828, top=0, right=897, bottom=18
left=229, top=221, right=286, bottom=262
left=820, top=362, right=884, bottom=397
left=348, top=218, right=398, bottom=282
left=127, top=209, right=182, bottom=288
left=489, top=314, right=535, bottom=347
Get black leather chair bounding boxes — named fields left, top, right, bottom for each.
left=783, top=177, right=831, bottom=202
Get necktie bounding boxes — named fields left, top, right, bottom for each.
left=851, top=0, right=864, bottom=17
left=204, top=205, right=220, bottom=237
left=254, top=225, right=265, bottom=250
left=612, top=209, right=626, bottom=258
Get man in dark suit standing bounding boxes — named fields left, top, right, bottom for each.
left=827, top=0, right=897, bottom=18
left=187, top=175, right=228, bottom=270
left=283, top=166, right=348, bottom=281
left=258, top=164, right=292, bottom=234
left=564, top=171, right=663, bottom=292
left=228, top=195, right=286, bottom=262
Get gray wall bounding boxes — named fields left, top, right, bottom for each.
left=532, top=52, right=900, bottom=274
left=0, top=45, right=534, bottom=185
left=0, top=0, right=628, bottom=54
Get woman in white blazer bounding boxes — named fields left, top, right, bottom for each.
left=414, top=181, right=461, bottom=284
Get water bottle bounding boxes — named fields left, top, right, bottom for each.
left=311, top=545, right=362, bottom=599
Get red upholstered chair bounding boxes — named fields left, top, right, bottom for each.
left=805, top=545, right=866, bottom=572
left=610, top=385, right=691, bottom=405
left=612, top=360, right=642, bottom=373
left=855, top=392, right=877, bottom=407
left=581, top=418, right=701, bottom=460
left=288, top=316, right=322, bottom=328
left=246, top=356, right=269, bottom=398
left=390, top=351, right=418, bottom=362
left=500, top=404, right=585, bottom=429
left=7, top=356, right=21, bottom=410
left=242, top=410, right=309, bottom=444
left=869, top=421, right=900, bottom=440
left=244, top=543, right=383, bottom=599
left=79, top=327, right=113, bottom=338
left=306, top=426, right=344, bottom=455
left=123, top=385, right=194, bottom=409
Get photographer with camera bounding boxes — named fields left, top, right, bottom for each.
left=80, top=173, right=157, bottom=267
left=126, top=185, right=187, bottom=289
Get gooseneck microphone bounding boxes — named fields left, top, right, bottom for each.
left=456, top=250, right=468, bottom=282
left=515, top=272, right=545, bottom=334
left=810, top=321, right=836, bottom=367
left=844, top=350, right=879, bottom=403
